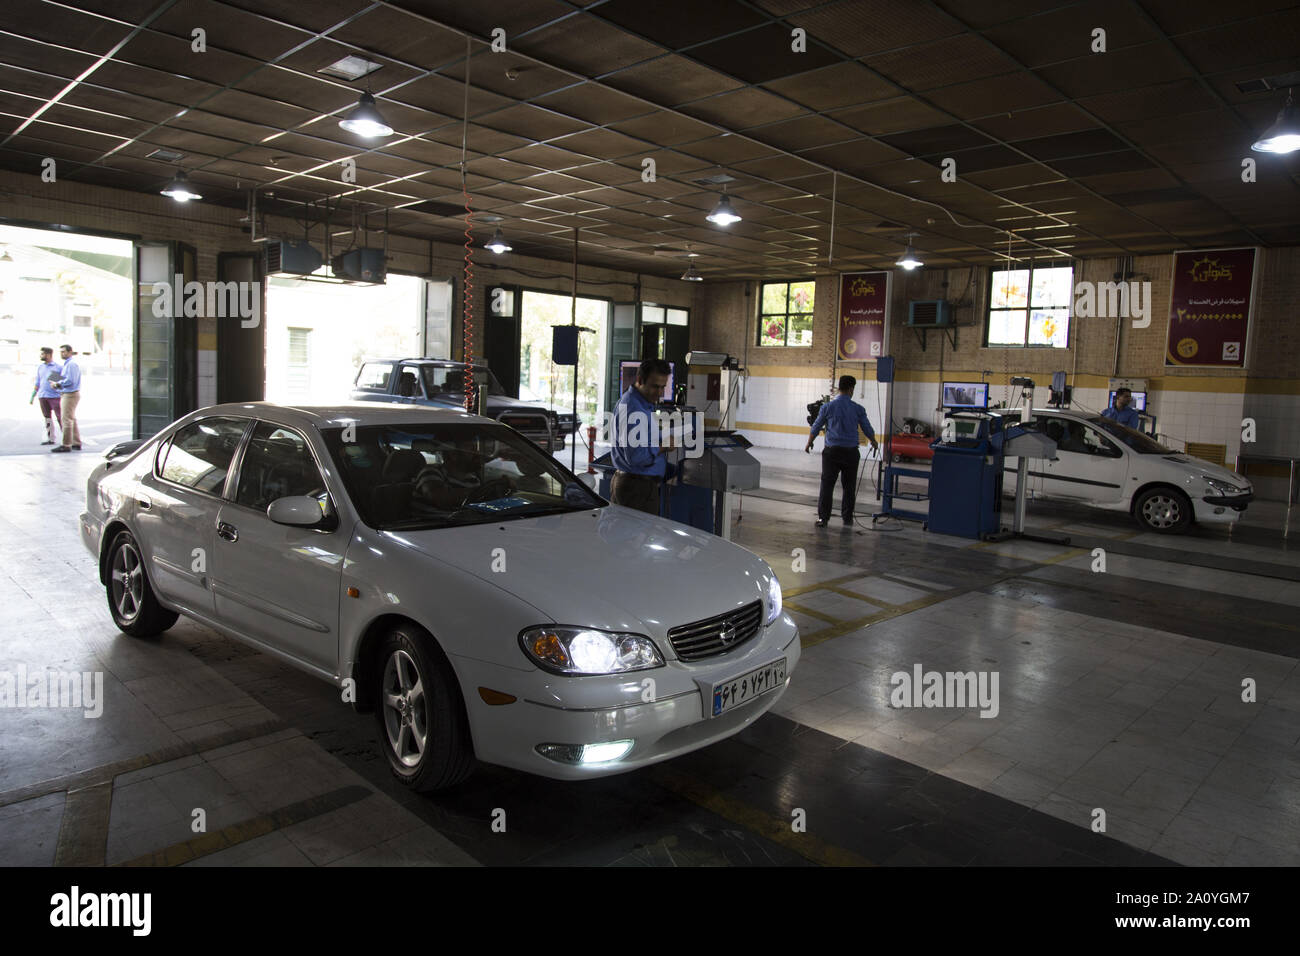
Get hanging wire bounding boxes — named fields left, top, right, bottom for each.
left=460, top=35, right=475, bottom=412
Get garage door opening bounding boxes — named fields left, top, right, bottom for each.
left=264, top=273, right=426, bottom=404
left=520, top=290, right=609, bottom=430
left=0, top=224, right=133, bottom=455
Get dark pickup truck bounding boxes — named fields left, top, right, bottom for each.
left=350, top=358, right=570, bottom=452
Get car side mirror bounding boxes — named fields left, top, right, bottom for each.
left=268, top=496, right=329, bottom=527
left=577, top=473, right=597, bottom=490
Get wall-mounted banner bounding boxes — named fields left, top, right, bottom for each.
left=1166, top=247, right=1257, bottom=367
left=837, top=271, right=890, bottom=360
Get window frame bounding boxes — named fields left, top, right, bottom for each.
left=756, top=279, right=816, bottom=348
left=984, top=264, right=1074, bottom=349
left=227, top=420, right=335, bottom=520
left=153, top=416, right=253, bottom=499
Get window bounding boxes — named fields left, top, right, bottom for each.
left=159, top=418, right=247, bottom=493
left=235, top=423, right=327, bottom=511
left=356, top=362, right=392, bottom=390
left=986, top=265, right=1072, bottom=348
left=1034, top=416, right=1122, bottom=458
left=397, top=364, right=425, bottom=398
left=287, top=327, right=311, bottom=395
left=758, top=280, right=814, bottom=347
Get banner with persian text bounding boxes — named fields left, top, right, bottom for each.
left=837, top=271, right=889, bottom=360
left=1166, top=248, right=1256, bottom=367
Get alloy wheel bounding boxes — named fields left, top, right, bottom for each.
left=111, top=541, right=144, bottom=622
left=381, top=649, right=428, bottom=768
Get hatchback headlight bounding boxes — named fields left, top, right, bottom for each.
left=1202, top=475, right=1243, bottom=495
left=766, top=571, right=783, bottom=625
left=519, top=626, right=663, bottom=675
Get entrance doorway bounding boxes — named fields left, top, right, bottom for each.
left=519, top=290, right=608, bottom=430
left=264, top=273, right=426, bottom=403
left=0, top=224, right=133, bottom=455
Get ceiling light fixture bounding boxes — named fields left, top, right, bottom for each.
left=485, top=228, right=512, bottom=254
left=706, top=193, right=741, bottom=226
left=0, top=248, right=12, bottom=262
left=895, top=232, right=923, bottom=271
left=1251, top=89, right=1300, bottom=153
left=339, top=91, right=393, bottom=138
left=681, top=261, right=703, bottom=281
left=160, top=170, right=202, bottom=202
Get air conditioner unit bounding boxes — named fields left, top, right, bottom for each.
left=264, top=240, right=322, bottom=276
left=331, top=247, right=386, bottom=284
left=907, top=300, right=953, bottom=328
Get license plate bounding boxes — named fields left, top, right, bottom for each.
left=711, top=658, right=787, bottom=717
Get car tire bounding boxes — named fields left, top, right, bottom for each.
left=374, top=625, right=475, bottom=791
left=105, top=530, right=179, bottom=636
left=1134, top=487, right=1193, bottom=534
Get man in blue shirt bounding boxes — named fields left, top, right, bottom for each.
left=49, top=343, right=82, bottom=452
left=1101, top=388, right=1141, bottom=430
left=610, top=358, right=671, bottom=515
left=806, top=375, right=879, bottom=527
left=29, top=346, right=63, bottom=445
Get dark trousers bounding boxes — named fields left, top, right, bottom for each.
left=611, top=471, right=660, bottom=516
left=38, top=397, right=61, bottom=442
left=818, top=445, right=860, bottom=522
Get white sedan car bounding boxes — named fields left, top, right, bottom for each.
left=80, top=403, right=799, bottom=790
left=1006, top=408, right=1254, bottom=533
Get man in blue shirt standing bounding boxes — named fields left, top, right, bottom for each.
left=1101, top=388, right=1141, bottom=430
left=29, top=346, right=63, bottom=445
left=806, top=375, right=879, bottom=527
left=610, top=358, right=671, bottom=515
left=49, top=343, right=82, bottom=452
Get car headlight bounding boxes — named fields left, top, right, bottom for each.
left=1202, top=475, right=1244, bottom=495
left=519, top=626, right=664, bottom=676
left=765, top=572, right=783, bottom=626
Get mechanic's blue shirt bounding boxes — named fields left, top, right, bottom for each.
left=53, top=357, right=81, bottom=393
left=809, top=393, right=875, bottom=448
left=611, top=386, right=666, bottom=477
left=34, top=361, right=62, bottom=399
left=1102, top=404, right=1140, bottom=429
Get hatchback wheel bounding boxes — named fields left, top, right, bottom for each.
left=1135, top=487, right=1192, bottom=534
left=106, top=530, right=179, bottom=636
left=374, top=626, right=475, bottom=791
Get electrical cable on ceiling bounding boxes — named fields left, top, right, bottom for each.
left=459, top=35, right=474, bottom=412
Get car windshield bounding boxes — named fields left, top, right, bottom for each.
left=322, top=422, right=602, bottom=530
left=420, top=365, right=506, bottom=399
left=1090, top=417, right=1171, bottom=454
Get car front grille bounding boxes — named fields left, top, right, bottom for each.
left=668, top=600, right=763, bottom=662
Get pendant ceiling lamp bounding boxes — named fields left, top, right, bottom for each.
left=339, top=90, right=394, bottom=138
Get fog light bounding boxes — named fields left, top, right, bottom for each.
left=536, top=740, right=634, bottom=765
left=1214, top=507, right=1225, bottom=514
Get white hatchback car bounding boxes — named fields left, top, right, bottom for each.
left=80, top=403, right=799, bottom=790
left=1006, top=408, right=1254, bottom=533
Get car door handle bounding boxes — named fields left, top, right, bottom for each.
left=216, top=521, right=239, bottom=543
left=137, top=494, right=152, bottom=510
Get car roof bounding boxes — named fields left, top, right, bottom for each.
left=363, top=358, right=471, bottom=367
left=190, top=401, right=495, bottom=430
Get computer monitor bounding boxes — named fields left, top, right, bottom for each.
left=941, top=381, right=989, bottom=410
left=620, top=360, right=675, bottom=401
left=1108, top=389, right=1147, bottom=411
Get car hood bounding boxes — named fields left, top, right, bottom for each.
left=382, top=507, right=771, bottom=637
left=1158, top=454, right=1250, bottom=487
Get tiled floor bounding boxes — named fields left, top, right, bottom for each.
left=0, top=443, right=1296, bottom=866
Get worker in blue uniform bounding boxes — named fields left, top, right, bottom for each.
left=1102, top=388, right=1141, bottom=430
left=805, top=375, right=879, bottom=527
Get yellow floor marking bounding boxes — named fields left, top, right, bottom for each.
left=650, top=767, right=874, bottom=867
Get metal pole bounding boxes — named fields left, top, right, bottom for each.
left=570, top=226, right=578, bottom=473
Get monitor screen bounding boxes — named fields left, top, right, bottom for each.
left=1108, top=390, right=1147, bottom=411
left=620, top=360, right=675, bottom=401
left=942, top=382, right=988, bottom=409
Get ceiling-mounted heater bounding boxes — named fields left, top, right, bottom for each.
left=264, top=239, right=323, bottom=276
left=331, top=247, right=387, bottom=284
